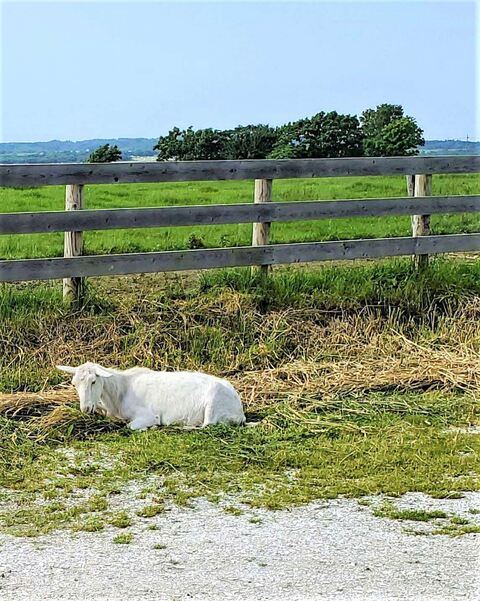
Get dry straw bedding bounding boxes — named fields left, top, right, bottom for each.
left=1, top=300, right=479, bottom=437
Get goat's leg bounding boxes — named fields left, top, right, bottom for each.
left=128, top=414, right=157, bottom=431
left=201, top=400, right=218, bottom=428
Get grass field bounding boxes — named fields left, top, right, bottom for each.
left=1, top=259, right=480, bottom=537
left=1, top=173, right=479, bottom=259
left=0, top=174, right=479, bottom=538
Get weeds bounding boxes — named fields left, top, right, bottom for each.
left=109, top=511, right=133, bottom=529
left=136, top=504, right=165, bottom=518
left=113, top=532, right=133, bottom=544
left=432, top=520, right=480, bottom=537
left=223, top=506, right=243, bottom=516
left=249, top=516, right=263, bottom=524
left=72, top=516, right=105, bottom=533
left=373, top=502, right=448, bottom=522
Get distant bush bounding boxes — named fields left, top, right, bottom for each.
left=360, top=104, right=424, bottom=156
left=154, top=127, right=229, bottom=161
left=88, top=144, right=122, bottom=163
left=269, top=111, right=364, bottom=159
left=225, top=124, right=278, bottom=159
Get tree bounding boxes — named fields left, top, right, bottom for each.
left=360, top=104, right=424, bottom=156
left=87, top=144, right=122, bottom=163
left=155, top=127, right=195, bottom=161
left=154, top=105, right=424, bottom=161
left=269, top=111, right=364, bottom=159
left=225, top=124, right=278, bottom=159
left=193, top=128, right=229, bottom=160
left=155, top=127, right=229, bottom=161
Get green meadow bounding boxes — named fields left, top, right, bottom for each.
left=1, top=173, right=479, bottom=259
left=0, top=172, right=479, bottom=538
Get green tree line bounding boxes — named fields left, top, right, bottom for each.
left=154, top=104, right=424, bottom=161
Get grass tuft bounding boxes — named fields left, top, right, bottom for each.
left=72, top=516, right=105, bottom=533
left=113, top=532, right=133, bottom=544
left=432, top=519, right=480, bottom=536
left=373, top=502, right=448, bottom=522
left=136, top=504, right=165, bottom=518
left=109, top=511, right=133, bottom=529
left=153, top=543, right=167, bottom=550
left=223, top=505, right=243, bottom=516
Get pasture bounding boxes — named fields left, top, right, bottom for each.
left=0, top=170, right=479, bottom=539
left=0, top=173, right=479, bottom=259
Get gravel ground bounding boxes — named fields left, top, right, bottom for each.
left=1, top=493, right=479, bottom=601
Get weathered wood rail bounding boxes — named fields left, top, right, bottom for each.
left=1, top=196, right=479, bottom=234
left=1, top=156, right=477, bottom=186
left=0, top=156, right=479, bottom=302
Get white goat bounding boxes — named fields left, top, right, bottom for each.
left=57, top=362, right=245, bottom=430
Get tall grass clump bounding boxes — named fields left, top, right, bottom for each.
left=199, top=258, right=480, bottom=313
left=1, top=259, right=479, bottom=395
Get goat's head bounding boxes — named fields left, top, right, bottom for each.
left=57, top=362, right=112, bottom=414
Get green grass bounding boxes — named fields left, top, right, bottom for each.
left=1, top=174, right=479, bottom=259
left=249, top=516, right=263, bottom=524
left=72, top=516, right=105, bottom=533
left=153, top=543, right=167, bottom=550
left=369, top=502, right=480, bottom=537
left=0, top=239, right=479, bottom=536
left=113, top=532, right=133, bottom=544
left=432, top=518, right=480, bottom=537
left=136, top=503, right=165, bottom=518
left=109, top=511, right=133, bottom=528
left=198, top=257, right=480, bottom=312
left=373, top=502, right=448, bottom=522
left=223, top=505, right=244, bottom=516
left=1, top=387, right=479, bottom=536
left=0, top=493, right=109, bottom=537
left=450, top=516, right=469, bottom=525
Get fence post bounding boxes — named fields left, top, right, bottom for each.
left=63, top=184, right=84, bottom=303
left=411, top=174, right=432, bottom=269
left=405, top=174, right=415, bottom=197
left=251, top=178, right=272, bottom=277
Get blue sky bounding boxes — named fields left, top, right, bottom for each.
left=1, top=1, right=477, bottom=142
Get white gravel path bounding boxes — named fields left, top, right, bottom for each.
left=1, top=493, right=479, bottom=601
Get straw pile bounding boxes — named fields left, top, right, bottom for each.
left=0, top=388, right=122, bottom=441
left=1, top=289, right=479, bottom=440
left=235, top=342, right=480, bottom=411
left=1, top=333, right=478, bottom=440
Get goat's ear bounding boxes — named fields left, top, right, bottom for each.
left=93, top=365, right=113, bottom=378
left=56, top=365, right=77, bottom=375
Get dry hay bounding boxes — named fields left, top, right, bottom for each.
left=0, top=387, right=75, bottom=419
left=236, top=346, right=480, bottom=411
left=0, top=388, right=121, bottom=441
left=230, top=322, right=480, bottom=410
left=2, top=295, right=479, bottom=439
left=1, top=333, right=478, bottom=440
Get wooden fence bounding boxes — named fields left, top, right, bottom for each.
left=0, top=156, right=479, bottom=302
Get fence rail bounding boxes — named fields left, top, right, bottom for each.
left=1, top=195, right=479, bottom=235
left=1, top=156, right=478, bottom=187
left=0, top=156, right=478, bottom=302
left=2, top=234, right=479, bottom=283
